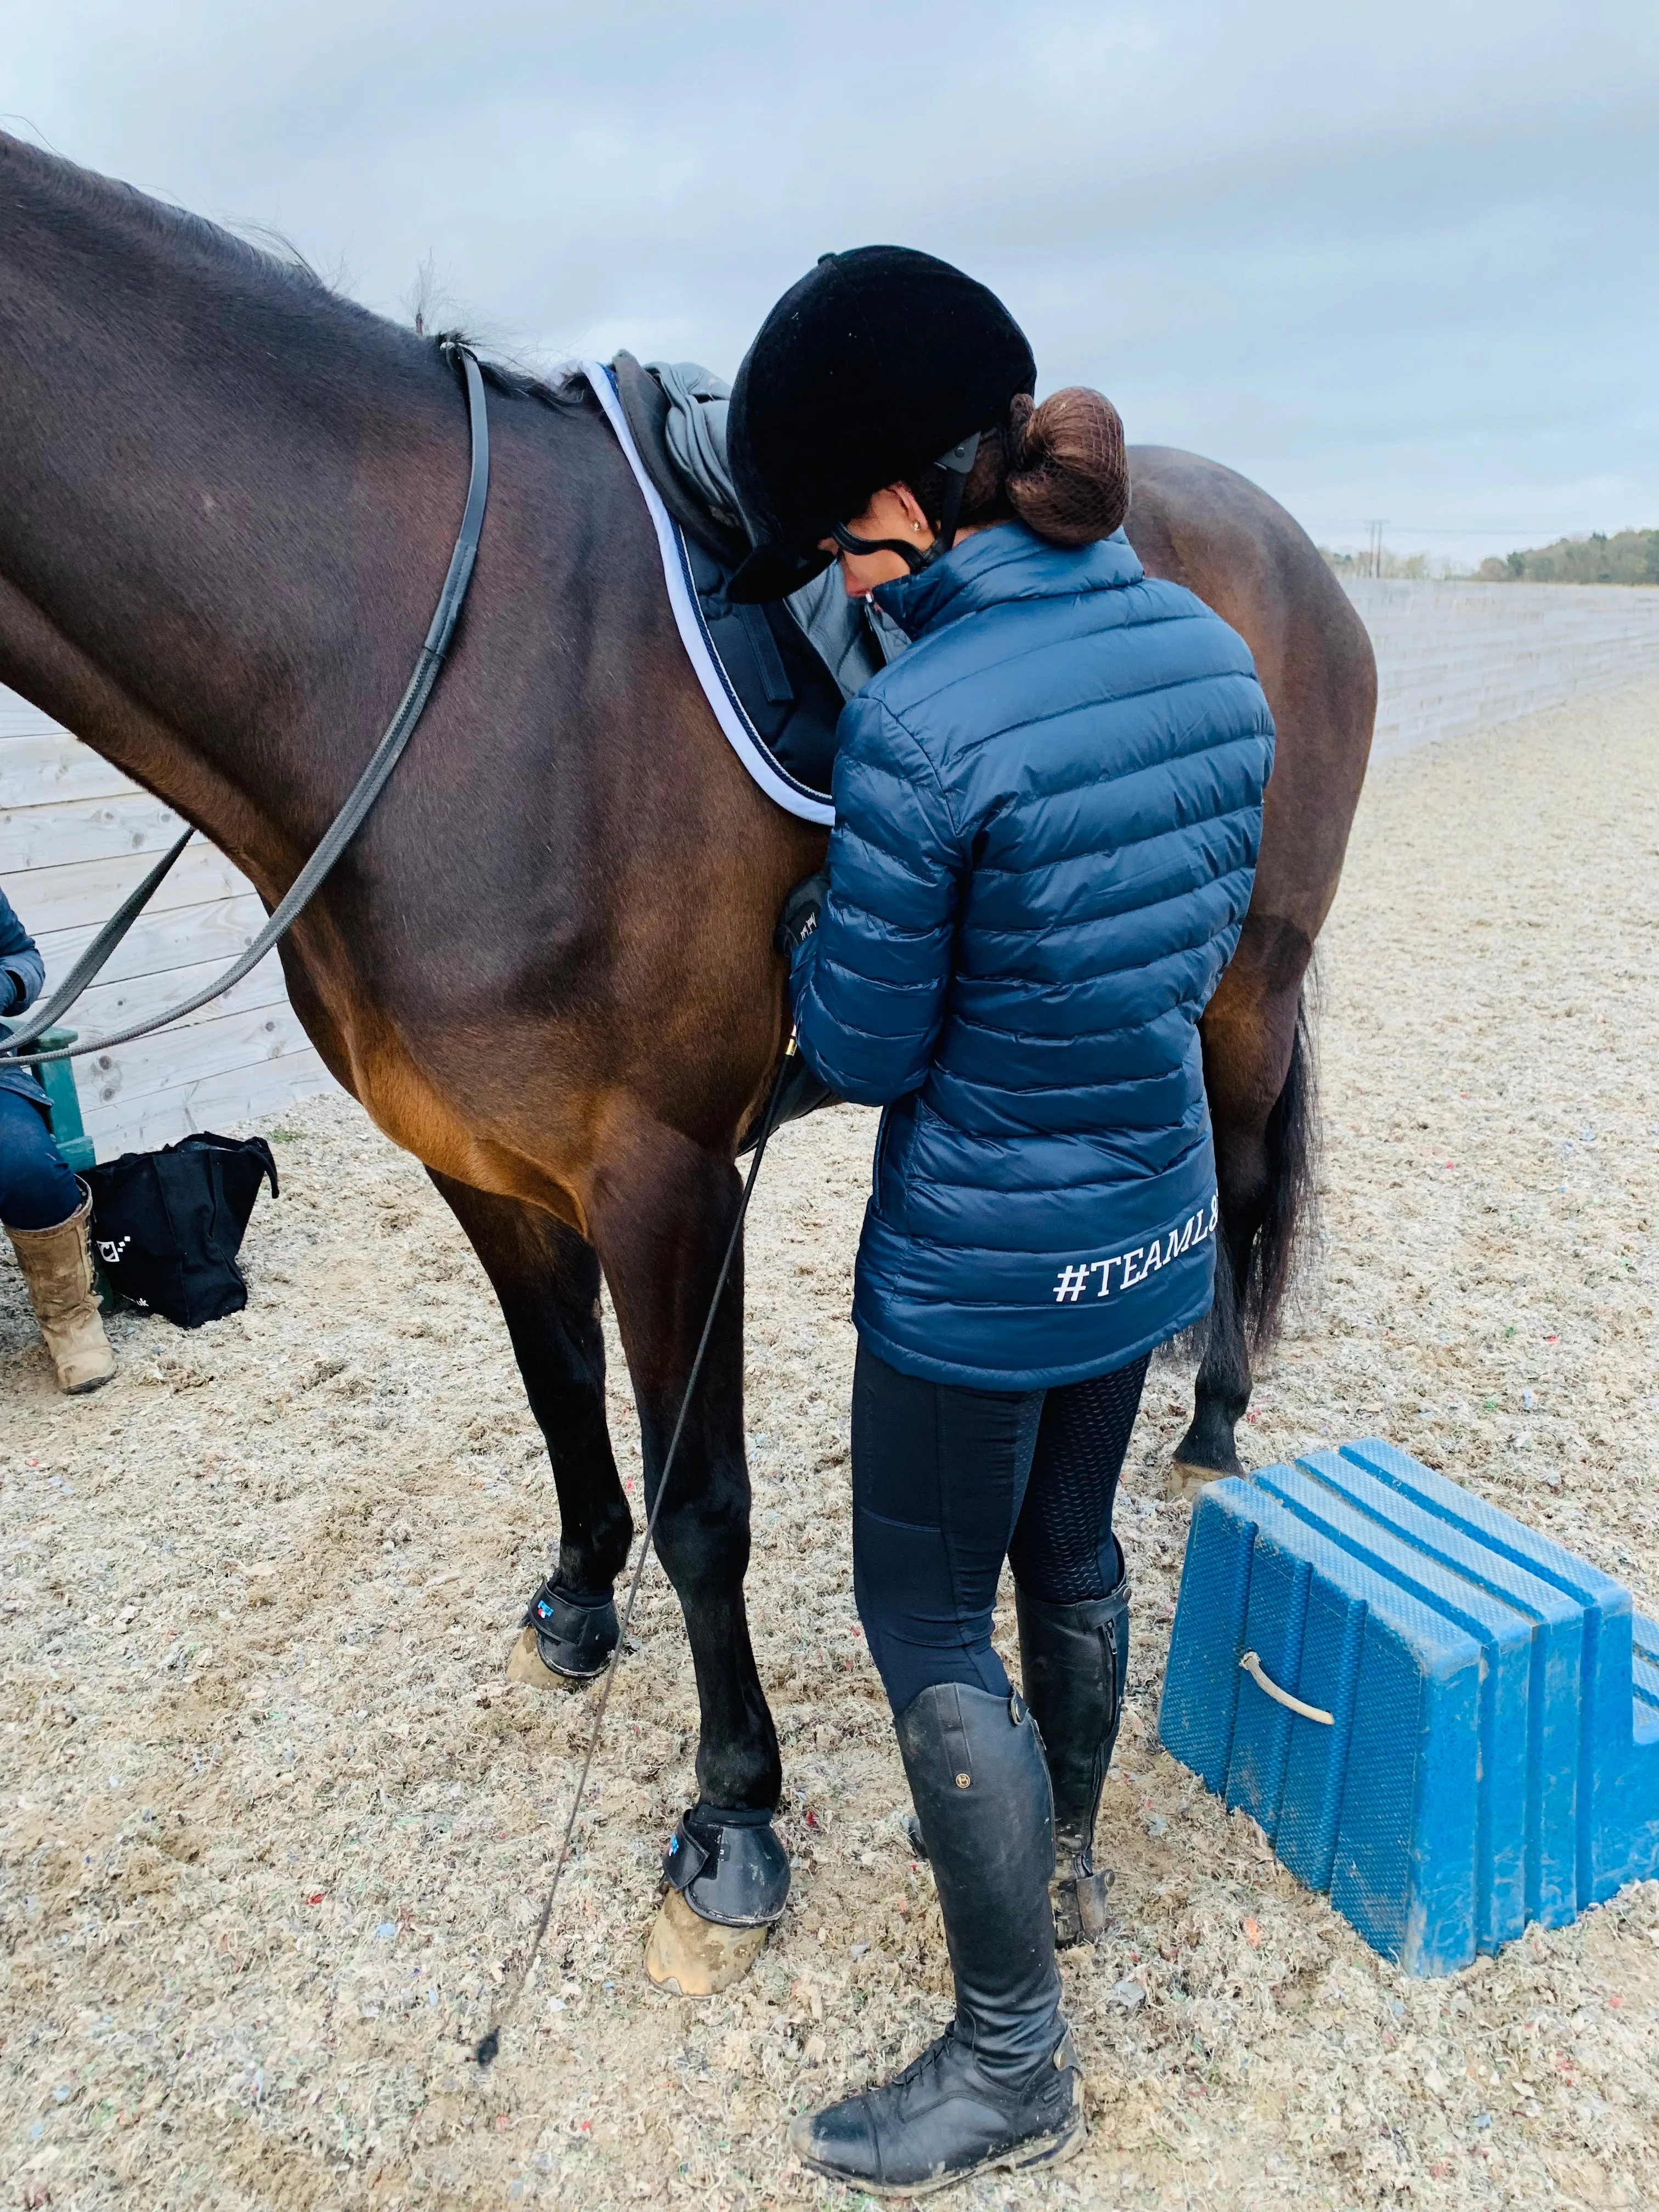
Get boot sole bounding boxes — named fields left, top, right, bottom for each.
left=795, top=2106, right=1086, bottom=2198
left=63, top=1367, right=116, bottom=1396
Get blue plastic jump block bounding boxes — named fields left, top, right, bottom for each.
left=1158, top=1438, right=1659, bottom=1975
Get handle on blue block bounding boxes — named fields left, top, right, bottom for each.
left=1240, top=1650, right=1335, bottom=1726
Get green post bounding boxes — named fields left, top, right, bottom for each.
left=35, top=1028, right=96, bottom=1174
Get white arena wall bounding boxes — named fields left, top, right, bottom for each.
left=5, top=578, right=1659, bottom=1159
left=1342, top=578, right=1659, bottom=761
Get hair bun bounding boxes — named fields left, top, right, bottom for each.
left=1004, top=386, right=1128, bottom=546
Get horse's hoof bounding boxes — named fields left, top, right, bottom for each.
left=505, top=1625, right=602, bottom=1691
left=644, top=1887, right=769, bottom=1996
left=1165, top=1459, right=1222, bottom=1503
left=1053, top=1866, right=1115, bottom=1948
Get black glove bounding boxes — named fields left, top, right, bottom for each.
left=0, top=968, right=23, bottom=1018
left=775, top=871, right=830, bottom=956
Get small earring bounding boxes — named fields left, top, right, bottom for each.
left=912, top=522, right=921, bottom=533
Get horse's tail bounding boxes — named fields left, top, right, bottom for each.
left=1245, top=981, right=1319, bottom=1351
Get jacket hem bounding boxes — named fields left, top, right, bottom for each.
left=853, top=1296, right=1209, bottom=1393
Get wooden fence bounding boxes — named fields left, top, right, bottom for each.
left=0, top=687, right=332, bottom=1160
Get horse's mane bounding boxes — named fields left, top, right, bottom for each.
left=427, top=335, right=591, bottom=412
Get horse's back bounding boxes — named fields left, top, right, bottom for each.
left=1126, top=445, right=1375, bottom=939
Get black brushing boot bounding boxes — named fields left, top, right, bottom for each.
left=788, top=1682, right=1083, bottom=2196
left=1015, top=1542, right=1129, bottom=1947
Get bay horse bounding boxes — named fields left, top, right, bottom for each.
left=0, top=131, right=1374, bottom=1987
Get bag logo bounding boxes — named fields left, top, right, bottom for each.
left=97, top=1235, right=132, bottom=1266
left=1053, top=1193, right=1218, bottom=1304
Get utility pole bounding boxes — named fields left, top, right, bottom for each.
left=1364, top=519, right=1388, bottom=579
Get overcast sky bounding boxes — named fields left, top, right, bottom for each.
left=6, top=0, right=1656, bottom=564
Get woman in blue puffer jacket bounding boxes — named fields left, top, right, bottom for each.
left=727, top=249, right=1273, bottom=2195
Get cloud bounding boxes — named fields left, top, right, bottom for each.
left=6, top=0, right=1655, bottom=560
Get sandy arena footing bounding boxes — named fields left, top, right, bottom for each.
left=3, top=675, right=1657, bottom=2209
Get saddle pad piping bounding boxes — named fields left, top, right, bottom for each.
left=583, top=361, right=836, bottom=828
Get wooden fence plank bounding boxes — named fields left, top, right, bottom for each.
left=32, top=895, right=272, bottom=991
left=0, top=732, right=140, bottom=808
left=16, top=842, right=260, bottom=935
left=0, top=696, right=63, bottom=741
left=77, top=1053, right=336, bottom=1157
left=0, top=791, right=185, bottom=872
left=70, top=998, right=315, bottom=1108
left=50, top=952, right=292, bottom=1037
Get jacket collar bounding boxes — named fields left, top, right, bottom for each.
left=871, top=522, right=1144, bottom=639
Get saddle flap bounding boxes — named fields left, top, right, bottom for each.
left=611, top=352, right=748, bottom=566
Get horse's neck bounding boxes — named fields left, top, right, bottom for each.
left=0, top=131, right=462, bottom=894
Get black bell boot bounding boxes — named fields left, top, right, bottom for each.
left=509, top=1576, right=619, bottom=1685
left=788, top=1682, right=1083, bottom=2196
left=663, top=1802, right=791, bottom=1926
left=1015, top=1544, right=1129, bottom=1947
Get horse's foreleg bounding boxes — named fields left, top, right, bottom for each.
left=588, top=1119, right=785, bottom=1993
left=427, top=1174, right=634, bottom=1675
left=1173, top=916, right=1317, bottom=1493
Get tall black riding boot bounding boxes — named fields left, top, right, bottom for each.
left=1015, top=1542, right=1129, bottom=1947
left=788, top=1683, right=1083, bottom=2196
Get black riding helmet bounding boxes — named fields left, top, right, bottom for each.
left=725, top=247, right=1036, bottom=604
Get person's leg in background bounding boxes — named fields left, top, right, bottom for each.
left=789, top=1344, right=1085, bottom=2194
left=0, top=1088, right=114, bottom=1393
left=1008, top=1352, right=1151, bottom=1945
left=0, top=1088, right=81, bottom=1229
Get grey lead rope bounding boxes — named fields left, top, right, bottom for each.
left=474, top=1040, right=798, bottom=2069
left=0, top=344, right=491, bottom=1069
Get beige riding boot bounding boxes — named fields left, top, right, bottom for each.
left=5, top=1183, right=116, bottom=1394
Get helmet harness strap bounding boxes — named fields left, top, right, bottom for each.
left=831, top=432, right=981, bottom=574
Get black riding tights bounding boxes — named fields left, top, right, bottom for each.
left=850, top=1341, right=1150, bottom=1714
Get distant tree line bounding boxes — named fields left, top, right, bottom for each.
left=1321, top=548, right=1454, bottom=580
left=1322, top=529, right=1659, bottom=585
left=1475, top=529, right=1659, bottom=584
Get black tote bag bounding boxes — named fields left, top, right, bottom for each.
left=84, top=1132, right=278, bottom=1327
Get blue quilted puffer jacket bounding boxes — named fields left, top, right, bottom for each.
left=789, top=523, right=1274, bottom=1390
left=0, top=883, right=49, bottom=1113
